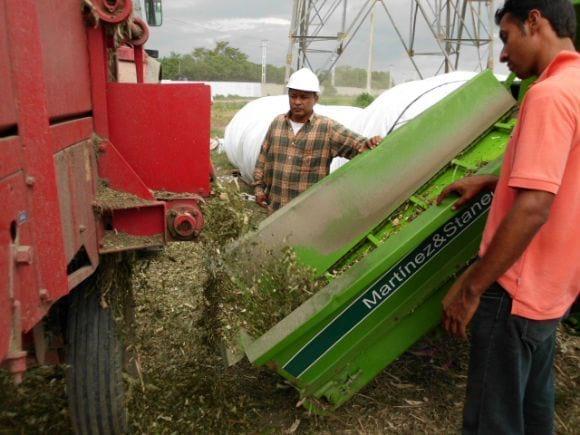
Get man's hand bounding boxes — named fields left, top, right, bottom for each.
left=436, top=175, right=498, bottom=210
left=255, top=192, right=269, bottom=208
left=361, top=136, right=383, bottom=152
left=443, top=266, right=481, bottom=339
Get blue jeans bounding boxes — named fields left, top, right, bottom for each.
left=463, top=283, right=560, bottom=435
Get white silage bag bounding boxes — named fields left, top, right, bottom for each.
left=351, top=71, right=478, bottom=138
left=223, top=96, right=363, bottom=183
left=331, top=71, right=507, bottom=171
left=224, top=71, right=508, bottom=180
left=330, top=72, right=477, bottom=172
left=223, top=95, right=288, bottom=176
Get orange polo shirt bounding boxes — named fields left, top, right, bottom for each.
left=480, top=51, right=580, bottom=320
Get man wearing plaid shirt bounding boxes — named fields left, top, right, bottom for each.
left=253, top=68, right=382, bottom=212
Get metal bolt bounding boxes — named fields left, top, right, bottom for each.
left=25, top=176, right=35, bottom=187
left=39, top=288, right=50, bottom=302
left=79, top=225, right=87, bottom=233
left=14, top=246, right=33, bottom=265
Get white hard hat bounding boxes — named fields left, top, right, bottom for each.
left=286, top=68, right=320, bottom=93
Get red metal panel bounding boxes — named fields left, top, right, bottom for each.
left=97, top=140, right=155, bottom=199
left=87, top=28, right=110, bottom=138
left=0, top=136, right=22, bottom=180
left=13, top=197, right=43, bottom=335
left=0, top=0, right=17, bottom=131
left=50, top=117, right=93, bottom=153
left=55, top=140, right=99, bottom=268
left=0, top=175, right=21, bottom=362
left=36, top=0, right=92, bottom=121
left=112, top=205, right=166, bottom=236
left=0, top=173, right=39, bottom=352
left=5, top=0, right=68, bottom=328
left=107, top=83, right=211, bottom=195
left=0, top=241, right=10, bottom=362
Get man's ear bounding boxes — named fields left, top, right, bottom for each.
left=527, top=9, right=542, bottom=34
left=314, top=93, right=320, bottom=103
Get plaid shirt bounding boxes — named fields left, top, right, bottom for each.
left=253, top=112, right=371, bottom=211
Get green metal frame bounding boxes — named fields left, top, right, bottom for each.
left=237, top=73, right=517, bottom=411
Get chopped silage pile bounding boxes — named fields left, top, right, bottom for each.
left=202, top=244, right=327, bottom=354
left=195, top=178, right=328, bottom=354
left=0, top=366, right=70, bottom=433
left=201, top=177, right=258, bottom=246
left=124, top=178, right=328, bottom=431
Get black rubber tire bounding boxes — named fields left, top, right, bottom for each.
left=66, top=272, right=127, bottom=435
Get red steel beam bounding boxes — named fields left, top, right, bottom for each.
left=5, top=0, right=68, bottom=323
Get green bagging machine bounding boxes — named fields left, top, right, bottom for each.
left=230, top=71, right=518, bottom=411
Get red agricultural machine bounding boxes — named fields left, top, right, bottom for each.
left=1, top=0, right=210, bottom=431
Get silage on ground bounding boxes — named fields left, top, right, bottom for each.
left=1, top=174, right=578, bottom=434
left=126, top=239, right=310, bottom=433
left=124, top=174, right=580, bottom=433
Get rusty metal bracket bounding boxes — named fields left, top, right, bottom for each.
left=3, top=300, right=27, bottom=384
left=14, top=245, right=33, bottom=265
left=83, top=0, right=133, bottom=26
left=166, top=202, right=204, bottom=241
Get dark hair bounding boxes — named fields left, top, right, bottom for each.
left=495, top=0, right=576, bottom=40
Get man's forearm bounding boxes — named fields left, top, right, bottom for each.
left=252, top=176, right=266, bottom=195
left=253, top=160, right=267, bottom=195
left=464, top=189, right=554, bottom=296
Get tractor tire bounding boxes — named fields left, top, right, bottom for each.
left=65, top=267, right=129, bottom=435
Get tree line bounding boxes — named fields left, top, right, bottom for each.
left=160, top=42, right=391, bottom=89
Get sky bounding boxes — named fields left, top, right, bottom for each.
left=147, top=0, right=509, bottom=83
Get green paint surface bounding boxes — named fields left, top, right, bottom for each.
left=242, top=71, right=515, bottom=277
left=241, top=73, right=517, bottom=411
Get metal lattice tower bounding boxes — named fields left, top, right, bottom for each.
left=285, top=0, right=496, bottom=82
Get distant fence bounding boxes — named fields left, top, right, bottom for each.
left=162, top=80, right=262, bottom=98
left=162, top=80, right=386, bottom=98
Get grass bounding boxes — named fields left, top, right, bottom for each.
left=211, top=100, right=250, bottom=137
left=317, top=95, right=359, bottom=106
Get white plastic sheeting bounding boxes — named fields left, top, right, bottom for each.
left=223, top=96, right=363, bottom=182
left=329, top=71, right=481, bottom=172
left=223, top=72, right=506, bottom=182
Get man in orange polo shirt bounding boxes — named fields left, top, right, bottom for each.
left=437, top=0, right=579, bottom=432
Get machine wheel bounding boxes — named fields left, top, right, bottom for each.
left=66, top=258, right=132, bottom=434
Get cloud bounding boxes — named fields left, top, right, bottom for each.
left=205, top=17, right=290, bottom=31
left=168, top=17, right=290, bottom=34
